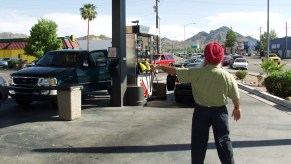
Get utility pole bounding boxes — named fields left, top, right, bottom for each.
left=267, top=0, right=270, bottom=60
left=154, top=0, right=160, bottom=54
left=259, top=26, right=262, bottom=56
left=285, top=21, right=288, bottom=59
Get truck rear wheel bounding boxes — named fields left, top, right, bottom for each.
left=175, top=97, right=183, bottom=103
left=13, top=99, right=32, bottom=106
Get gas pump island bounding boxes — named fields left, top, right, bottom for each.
left=125, top=25, right=159, bottom=105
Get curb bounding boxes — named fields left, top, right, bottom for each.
left=238, top=83, right=291, bottom=109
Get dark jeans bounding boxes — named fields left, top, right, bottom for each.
left=191, top=105, right=234, bottom=164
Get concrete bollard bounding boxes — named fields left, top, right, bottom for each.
left=57, top=85, right=83, bottom=121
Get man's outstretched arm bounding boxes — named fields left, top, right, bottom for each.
left=151, top=64, right=177, bottom=75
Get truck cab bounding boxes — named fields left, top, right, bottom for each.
left=8, top=49, right=112, bottom=105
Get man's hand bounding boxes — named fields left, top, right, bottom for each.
left=232, top=108, right=241, bottom=121
left=150, top=64, right=159, bottom=72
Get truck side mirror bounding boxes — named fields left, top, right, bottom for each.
left=83, top=60, right=89, bottom=67
left=108, top=58, right=119, bottom=77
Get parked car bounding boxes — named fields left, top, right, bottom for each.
left=174, top=58, right=196, bottom=67
left=261, top=53, right=281, bottom=64
left=232, top=58, right=248, bottom=70
left=0, top=58, right=11, bottom=69
left=229, top=55, right=244, bottom=68
left=152, top=54, right=176, bottom=66
left=221, top=55, right=231, bottom=66
left=8, top=49, right=112, bottom=106
left=27, top=60, right=38, bottom=67
left=152, top=54, right=176, bottom=73
left=0, top=58, right=21, bottom=69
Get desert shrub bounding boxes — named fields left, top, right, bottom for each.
left=264, top=71, right=291, bottom=98
left=260, top=60, right=286, bottom=75
left=235, top=70, right=248, bottom=81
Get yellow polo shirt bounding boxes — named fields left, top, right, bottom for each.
left=176, top=64, right=240, bottom=107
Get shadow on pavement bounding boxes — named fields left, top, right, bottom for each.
left=33, top=139, right=291, bottom=154
left=0, top=98, right=59, bottom=128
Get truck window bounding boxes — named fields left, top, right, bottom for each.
left=89, top=52, right=106, bottom=67
left=37, top=51, right=80, bottom=67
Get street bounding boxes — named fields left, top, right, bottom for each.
left=1, top=84, right=291, bottom=163
left=1, top=60, right=291, bottom=163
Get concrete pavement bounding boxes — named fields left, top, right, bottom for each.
left=1, top=87, right=291, bottom=164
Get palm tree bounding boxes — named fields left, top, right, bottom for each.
left=80, top=4, right=97, bottom=50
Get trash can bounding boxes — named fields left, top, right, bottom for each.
left=152, top=82, right=167, bottom=100
left=126, top=86, right=146, bottom=106
left=57, top=84, right=83, bottom=121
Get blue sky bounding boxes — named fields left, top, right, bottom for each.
left=0, top=0, right=290, bottom=40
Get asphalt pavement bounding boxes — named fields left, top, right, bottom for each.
left=1, top=82, right=291, bottom=164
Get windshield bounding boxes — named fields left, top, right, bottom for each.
left=37, top=51, right=82, bottom=67
left=153, top=55, right=160, bottom=60
left=235, top=58, right=246, bottom=62
left=269, top=54, right=277, bottom=57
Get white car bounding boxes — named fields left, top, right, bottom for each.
left=232, top=58, right=248, bottom=70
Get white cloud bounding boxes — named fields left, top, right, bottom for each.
left=0, top=10, right=37, bottom=35
left=1, top=10, right=290, bottom=41
left=205, top=11, right=290, bottom=39
left=44, top=13, right=112, bottom=38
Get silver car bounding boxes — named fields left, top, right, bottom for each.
left=0, top=58, right=10, bottom=68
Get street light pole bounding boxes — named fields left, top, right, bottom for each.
left=155, top=0, right=160, bottom=54
left=284, top=22, right=288, bottom=58
left=267, top=0, right=270, bottom=60
left=184, top=23, right=195, bottom=54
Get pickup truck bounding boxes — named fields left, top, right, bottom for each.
left=8, top=49, right=112, bottom=105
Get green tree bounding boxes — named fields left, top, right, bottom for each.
left=224, top=28, right=237, bottom=54
left=24, top=18, right=62, bottom=59
left=260, top=29, right=277, bottom=51
left=80, top=4, right=98, bottom=50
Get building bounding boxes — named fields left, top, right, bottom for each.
left=0, top=35, right=81, bottom=63
left=270, top=37, right=291, bottom=59
left=77, top=39, right=112, bottom=51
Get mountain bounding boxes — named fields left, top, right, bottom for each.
left=76, top=34, right=111, bottom=40
left=0, top=32, right=28, bottom=39
left=161, top=26, right=257, bottom=53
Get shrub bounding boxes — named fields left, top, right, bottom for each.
left=264, top=71, right=291, bottom=98
left=8, top=60, right=17, bottom=69
left=235, top=70, right=248, bottom=82
left=260, top=60, right=286, bottom=75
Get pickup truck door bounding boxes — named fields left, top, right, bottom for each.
left=76, top=50, right=111, bottom=92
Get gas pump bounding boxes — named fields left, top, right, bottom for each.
left=126, top=25, right=156, bottom=105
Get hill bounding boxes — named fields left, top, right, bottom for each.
left=161, top=26, right=257, bottom=53
left=1, top=26, right=257, bottom=53
left=0, top=32, right=28, bottom=39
